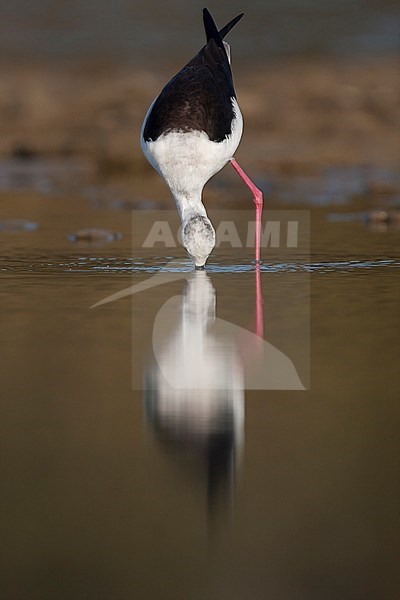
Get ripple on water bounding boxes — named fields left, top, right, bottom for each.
left=83, top=257, right=400, bottom=274
left=1, top=255, right=399, bottom=275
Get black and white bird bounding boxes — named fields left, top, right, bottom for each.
left=141, top=8, right=263, bottom=268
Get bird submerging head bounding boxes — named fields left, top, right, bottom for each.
left=141, top=8, right=263, bottom=268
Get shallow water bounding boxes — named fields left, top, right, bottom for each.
left=1, top=183, right=399, bottom=599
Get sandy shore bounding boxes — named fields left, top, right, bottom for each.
left=0, top=57, right=398, bottom=178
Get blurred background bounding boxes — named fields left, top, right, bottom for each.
left=2, top=0, right=399, bottom=62
left=0, top=0, right=399, bottom=195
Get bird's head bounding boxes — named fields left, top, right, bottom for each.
left=181, top=214, right=215, bottom=269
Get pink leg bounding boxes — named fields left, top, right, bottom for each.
left=230, top=157, right=264, bottom=263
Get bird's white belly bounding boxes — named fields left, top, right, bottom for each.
left=141, top=98, right=243, bottom=197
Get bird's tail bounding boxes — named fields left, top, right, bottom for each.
left=203, top=8, right=244, bottom=49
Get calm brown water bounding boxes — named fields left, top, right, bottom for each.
left=0, top=178, right=399, bottom=599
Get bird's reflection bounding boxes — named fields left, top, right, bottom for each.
left=144, top=271, right=245, bottom=518
left=142, top=267, right=304, bottom=518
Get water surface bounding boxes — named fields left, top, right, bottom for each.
left=1, top=181, right=398, bottom=598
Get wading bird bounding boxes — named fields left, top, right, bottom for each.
left=141, top=8, right=263, bottom=268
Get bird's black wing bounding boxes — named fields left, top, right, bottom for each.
left=202, top=7, right=243, bottom=48
left=143, top=10, right=243, bottom=143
